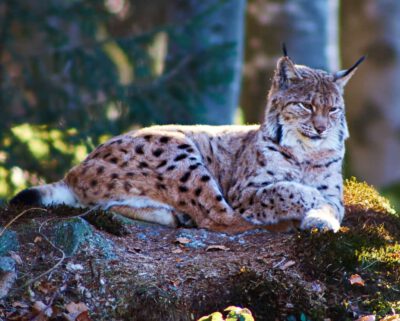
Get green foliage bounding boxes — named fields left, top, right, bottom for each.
left=0, top=0, right=238, bottom=200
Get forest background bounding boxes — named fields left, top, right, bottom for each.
left=0, top=0, right=399, bottom=210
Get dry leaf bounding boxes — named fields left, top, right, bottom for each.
left=349, top=274, right=365, bottom=286
left=175, top=237, right=191, bottom=245
left=34, top=236, right=43, bottom=243
left=206, top=245, right=230, bottom=252
left=12, top=301, right=29, bottom=308
left=0, top=271, right=17, bottom=299
left=36, top=281, right=56, bottom=295
left=9, top=251, right=23, bottom=265
left=66, top=263, right=84, bottom=272
left=380, top=315, right=400, bottom=321
left=33, top=301, right=53, bottom=317
left=280, top=260, right=296, bottom=270
left=356, top=315, right=376, bottom=321
left=64, top=302, right=91, bottom=321
left=172, top=248, right=183, bottom=254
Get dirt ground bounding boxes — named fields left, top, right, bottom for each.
left=0, top=204, right=399, bottom=321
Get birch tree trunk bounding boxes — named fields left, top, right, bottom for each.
left=241, top=0, right=338, bottom=123
left=341, top=0, right=400, bottom=187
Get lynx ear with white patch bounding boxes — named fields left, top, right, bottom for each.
left=334, top=56, right=366, bottom=89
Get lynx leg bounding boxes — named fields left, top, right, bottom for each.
left=241, top=181, right=325, bottom=225
left=109, top=205, right=178, bottom=227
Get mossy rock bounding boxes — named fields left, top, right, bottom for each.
left=0, top=228, right=19, bottom=256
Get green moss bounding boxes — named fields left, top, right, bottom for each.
left=344, top=177, right=396, bottom=215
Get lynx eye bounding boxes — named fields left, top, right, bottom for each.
left=329, top=106, right=339, bottom=114
left=298, top=103, right=313, bottom=112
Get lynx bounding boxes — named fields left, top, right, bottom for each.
left=10, top=49, right=365, bottom=234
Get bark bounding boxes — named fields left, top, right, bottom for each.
left=168, top=0, right=246, bottom=125
left=341, top=0, right=400, bottom=187
left=241, top=0, right=338, bottom=123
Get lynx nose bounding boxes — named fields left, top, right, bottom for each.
left=314, top=124, right=327, bottom=134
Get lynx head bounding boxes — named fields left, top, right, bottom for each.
left=264, top=46, right=365, bottom=151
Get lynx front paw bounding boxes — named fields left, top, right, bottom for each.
left=300, top=205, right=340, bottom=232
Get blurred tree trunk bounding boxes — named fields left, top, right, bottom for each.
left=168, top=0, right=246, bottom=125
left=241, top=0, right=338, bottom=123
left=341, top=0, right=400, bottom=187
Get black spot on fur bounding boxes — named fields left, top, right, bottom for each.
left=179, top=201, right=186, bottom=206
left=144, top=135, right=152, bottom=141
left=156, top=183, right=167, bottom=190
left=124, top=182, right=132, bottom=192
left=189, top=164, right=200, bottom=170
left=152, top=148, right=164, bottom=157
left=239, top=208, right=245, bottom=214
left=139, top=162, right=148, bottom=169
left=187, top=148, right=194, bottom=153
left=110, top=157, right=118, bottom=164
left=206, top=156, right=212, bottom=164
left=200, top=175, right=210, bottom=182
left=267, top=170, right=275, bottom=176
left=317, top=185, right=328, bottom=191
left=111, top=173, right=119, bottom=179
left=126, top=172, right=135, bottom=177
left=178, top=144, right=190, bottom=149
left=157, top=175, right=164, bottom=181
left=107, top=182, right=115, bottom=190
left=121, top=161, right=128, bottom=168
left=159, top=136, right=170, bottom=143
left=179, top=186, right=188, bottom=192
left=97, top=166, right=105, bottom=174
left=194, top=187, right=202, bottom=196
left=216, top=195, right=223, bottom=201
left=90, top=179, right=98, bottom=187
left=135, top=145, right=144, bottom=154
left=166, top=165, right=176, bottom=171
left=103, top=152, right=111, bottom=159
left=116, top=139, right=123, bottom=144
left=180, top=172, right=191, bottom=183
left=156, top=160, right=168, bottom=168
left=174, top=153, right=188, bottom=161
left=10, top=189, right=42, bottom=206
left=120, top=148, right=128, bottom=154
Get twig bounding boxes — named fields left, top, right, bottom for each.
left=14, top=206, right=100, bottom=289
left=0, top=207, right=47, bottom=238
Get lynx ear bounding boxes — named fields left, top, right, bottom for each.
left=334, top=56, right=366, bottom=89
left=275, top=55, right=301, bottom=89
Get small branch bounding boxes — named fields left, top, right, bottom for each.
left=0, top=207, right=47, bottom=238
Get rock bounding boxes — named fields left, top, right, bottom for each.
left=0, top=256, right=16, bottom=273
left=54, top=217, right=115, bottom=258
left=0, top=228, right=19, bottom=256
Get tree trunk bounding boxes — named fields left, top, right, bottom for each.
left=341, top=0, right=400, bottom=187
left=168, top=0, right=246, bottom=125
left=241, top=0, right=338, bottom=123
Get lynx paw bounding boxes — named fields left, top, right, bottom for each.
left=300, top=205, right=340, bottom=232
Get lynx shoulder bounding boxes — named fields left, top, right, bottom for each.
left=10, top=51, right=365, bottom=234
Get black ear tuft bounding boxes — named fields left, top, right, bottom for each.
left=282, top=42, right=288, bottom=57
left=9, top=189, right=42, bottom=206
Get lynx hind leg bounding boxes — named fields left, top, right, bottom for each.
left=242, top=181, right=325, bottom=225
left=109, top=205, right=178, bottom=227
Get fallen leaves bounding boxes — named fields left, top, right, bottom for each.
left=0, top=271, right=17, bottom=299
left=175, top=237, right=191, bottom=245
left=349, top=274, right=365, bottom=286
left=206, top=245, right=230, bottom=252
left=64, top=302, right=91, bottom=321
left=356, top=316, right=376, bottom=321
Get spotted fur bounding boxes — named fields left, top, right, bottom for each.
left=10, top=54, right=362, bottom=233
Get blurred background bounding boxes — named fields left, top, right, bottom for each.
left=0, top=0, right=399, bottom=209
